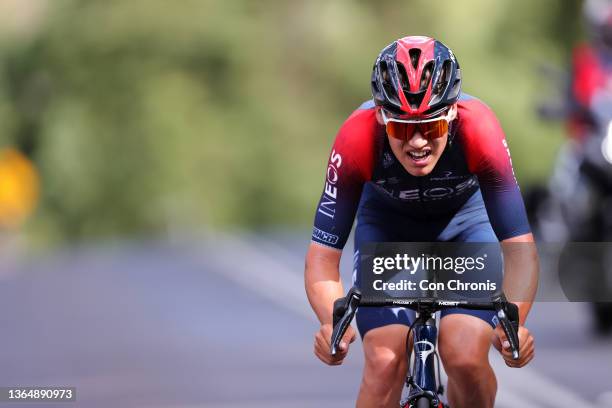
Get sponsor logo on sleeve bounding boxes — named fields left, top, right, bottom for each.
left=318, top=150, right=342, bottom=219
left=312, top=227, right=339, bottom=245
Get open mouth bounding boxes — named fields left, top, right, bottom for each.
left=407, top=149, right=432, bottom=162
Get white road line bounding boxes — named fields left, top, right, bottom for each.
left=204, top=233, right=315, bottom=320
left=207, top=234, right=597, bottom=408
left=495, top=387, right=545, bottom=408
left=596, top=391, right=612, bottom=407
left=238, top=232, right=308, bottom=274
left=491, top=356, right=597, bottom=408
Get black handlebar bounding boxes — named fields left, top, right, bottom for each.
left=330, top=287, right=521, bottom=360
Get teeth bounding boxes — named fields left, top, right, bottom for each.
left=408, top=150, right=431, bottom=160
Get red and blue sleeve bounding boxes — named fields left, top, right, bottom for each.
left=311, top=106, right=379, bottom=250
left=457, top=98, right=531, bottom=241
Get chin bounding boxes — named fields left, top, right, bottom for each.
left=406, top=167, right=433, bottom=176
left=402, top=162, right=435, bottom=176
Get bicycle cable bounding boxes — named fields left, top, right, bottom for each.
left=404, top=315, right=421, bottom=385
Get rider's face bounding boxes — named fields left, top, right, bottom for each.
left=386, top=125, right=448, bottom=177
left=378, top=105, right=455, bottom=177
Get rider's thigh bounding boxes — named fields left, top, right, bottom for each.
left=438, top=314, right=493, bottom=376
left=362, top=324, right=411, bottom=379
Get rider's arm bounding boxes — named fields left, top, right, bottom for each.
left=306, top=105, right=378, bottom=322
left=305, top=243, right=344, bottom=324
left=501, top=233, right=539, bottom=325
left=458, top=98, right=539, bottom=323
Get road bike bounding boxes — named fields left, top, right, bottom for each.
left=331, top=287, right=520, bottom=408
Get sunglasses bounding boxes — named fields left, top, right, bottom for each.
left=381, top=108, right=454, bottom=141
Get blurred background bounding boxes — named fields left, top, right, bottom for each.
left=0, top=0, right=581, bottom=241
left=1, top=0, right=612, bottom=407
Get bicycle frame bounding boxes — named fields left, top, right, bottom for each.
left=402, top=311, right=443, bottom=408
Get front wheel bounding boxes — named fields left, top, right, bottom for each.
left=414, top=398, right=431, bottom=408
left=411, top=398, right=445, bottom=408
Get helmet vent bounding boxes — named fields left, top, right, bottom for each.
left=448, top=77, right=461, bottom=100
left=396, top=62, right=410, bottom=92
left=409, top=48, right=421, bottom=69
left=406, top=91, right=426, bottom=110
left=419, top=61, right=434, bottom=91
left=433, top=59, right=452, bottom=96
left=379, top=60, right=400, bottom=105
left=371, top=76, right=380, bottom=94
left=380, top=60, right=389, bottom=82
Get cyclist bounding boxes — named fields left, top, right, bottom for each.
left=305, top=36, right=539, bottom=408
left=569, top=0, right=612, bottom=141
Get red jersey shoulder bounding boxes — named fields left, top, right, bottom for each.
left=332, top=103, right=383, bottom=182
left=456, top=97, right=502, bottom=141
left=455, top=96, right=511, bottom=175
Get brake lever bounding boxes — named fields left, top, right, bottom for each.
left=494, top=297, right=520, bottom=360
left=330, top=287, right=361, bottom=356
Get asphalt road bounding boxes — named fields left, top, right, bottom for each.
left=0, top=233, right=611, bottom=407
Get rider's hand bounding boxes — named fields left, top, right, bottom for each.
left=492, top=325, right=535, bottom=368
left=313, top=323, right=356, bottom=366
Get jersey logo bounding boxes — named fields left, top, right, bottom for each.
left=318, top=150, right=343, bottom=219
left=429, top=170, right=468, bottom=181
left=312, top=227, right=339, bottom=245
left=392, top=177, right=477, bottom=201
left=398, top=189, right=420, bottom=200
left=422, top=187, right=454, bottom=198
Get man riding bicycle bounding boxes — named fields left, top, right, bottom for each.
left=304, top=36, right=539, bottom=408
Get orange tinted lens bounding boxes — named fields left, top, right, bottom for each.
left=386, top=122, right=416, bottom=140
left=418, top=119, right=448, bottom=139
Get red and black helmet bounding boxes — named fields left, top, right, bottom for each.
left=371, top=36, right=461, bottom=118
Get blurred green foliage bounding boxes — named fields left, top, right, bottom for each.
left=0, top=0, right=582, bottom=241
